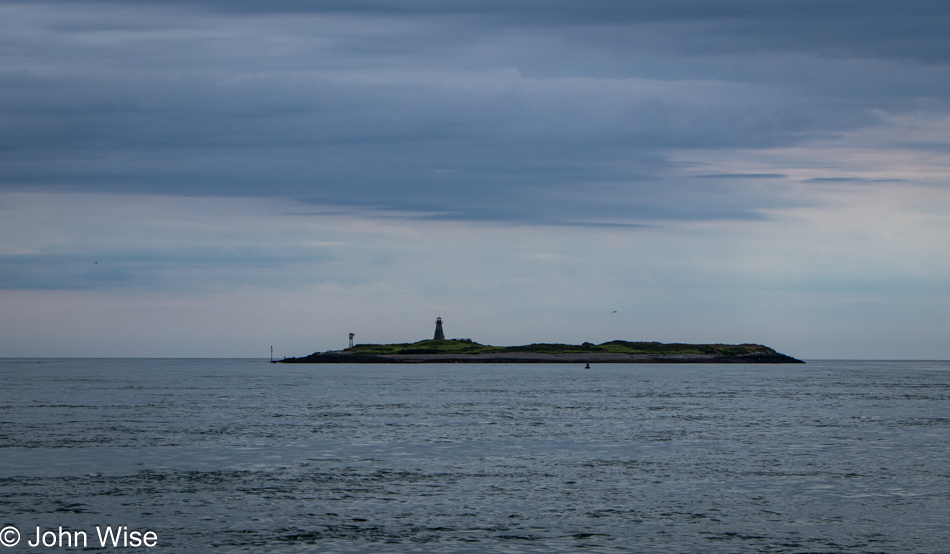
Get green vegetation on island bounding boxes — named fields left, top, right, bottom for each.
left=281, top=338, right=803, bottom=364
left=347, top=339, right=781, bottom=357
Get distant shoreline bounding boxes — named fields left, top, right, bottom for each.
left=279, top=340, right=804, bottom=364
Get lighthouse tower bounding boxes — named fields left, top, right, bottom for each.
left=433, top=317, right=445, bottom=341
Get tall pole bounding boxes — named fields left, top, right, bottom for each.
left=270, top=346, right=273, bottom=363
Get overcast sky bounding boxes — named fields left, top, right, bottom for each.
left=2, top=0, right=949, bottom=358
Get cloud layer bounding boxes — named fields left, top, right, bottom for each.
left=2, top=0, right=949, bottom=224
left=2, top=1, right=949, bottom=357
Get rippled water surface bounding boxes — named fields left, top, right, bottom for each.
left=1, top=359, right=948, bottom=552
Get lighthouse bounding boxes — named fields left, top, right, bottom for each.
left=433, top=317, right=445, bottom=341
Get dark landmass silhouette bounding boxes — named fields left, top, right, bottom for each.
left=279, top=339, right=804, bottom=364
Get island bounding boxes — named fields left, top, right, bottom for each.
left=279, top=317, right=802, bottom=364
left=279, top=339, right=803, bottom=364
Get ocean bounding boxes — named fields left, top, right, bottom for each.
left=0, top=359, right=948, bottom=553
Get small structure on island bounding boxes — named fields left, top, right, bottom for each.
left=433, top=317, right=445, bottom=341
left=349, top=333, right=355, bottom=348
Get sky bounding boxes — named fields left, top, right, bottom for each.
left=1, top=0, right=949, bottom=359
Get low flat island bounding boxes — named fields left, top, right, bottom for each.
left=279, top=339, right=804, bottom=364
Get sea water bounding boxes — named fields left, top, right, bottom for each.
left=0, top=359, right=948, bottom=553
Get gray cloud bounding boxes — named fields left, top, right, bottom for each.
left=694, top=174, right=787, bottom=179
left=98, top=0, right=950, bottom=63
left=0, top=248, right=340, bottom=291
left=804, top=177, right=907, bottom=184
left=0, top=0, right=947, bottom=224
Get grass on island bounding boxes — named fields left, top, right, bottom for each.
left=346, top=339, right=778, bottom=356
